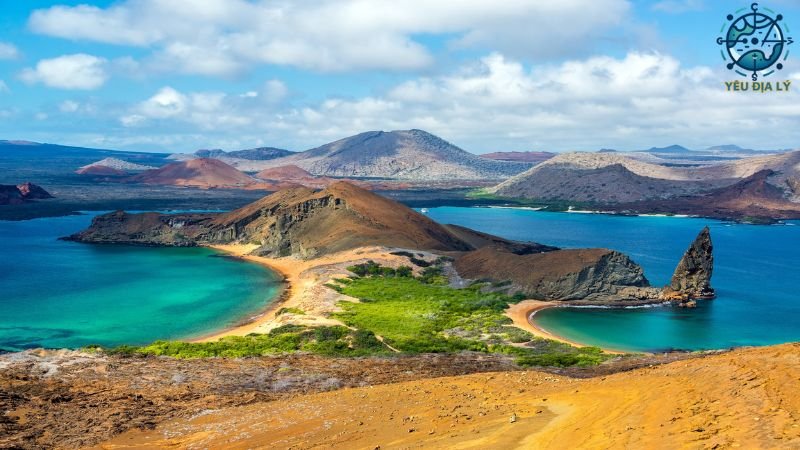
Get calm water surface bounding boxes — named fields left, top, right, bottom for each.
left=0, top=214, right=281, bottom=351
left=424, top=207, right=800, bottom=352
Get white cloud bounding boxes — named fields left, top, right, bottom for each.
left=262, top=79, right=288, bottom=103
left=29, top=0, right=631, bottom=74
left=19, top=54, right=109, bottom=90
left=104, top=51, right=799, bottom=153
left=121, top=86, right=254, bottom=129
left=652, top=0, right=704, bottom=13
left=0, top=80, right=9, bottom=93
left=137, top=87, right=187, bottom=119
left=0, top=42, right=20, bottom=60
left=59, top=100, right=80, bottom=112
left=307, top=52, right=795, bottom=151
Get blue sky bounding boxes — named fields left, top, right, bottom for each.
left=1, top=0, right=799, bottom=153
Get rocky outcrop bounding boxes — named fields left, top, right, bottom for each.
left=68, top=211, right=214, bottom=246
left=665, top=227, right=715, bottom=300
left=15, top=183, right=52, bottom=200
left=454, top=227, right=715, bottom=304
left=0, top=183, right=53, bottom=205
left=454, top=246, right=658, bottom=302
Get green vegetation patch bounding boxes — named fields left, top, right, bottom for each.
left=276, top=307, right=306, bottom=316
left=331, top=263, right=610, bottom=367
left=102, top=324, right=390, bottom=359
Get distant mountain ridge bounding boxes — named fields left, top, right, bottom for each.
left=479, top=151, right=555, bottom=164
left=237, top=129, right=532, bottom=181
left=195, top=147, right=293, bottom=161
left=489, top=150, right=800, bottom=221
left=642, top=144, right=693, bottom=154
left=707, top=144, right=745, bottom=152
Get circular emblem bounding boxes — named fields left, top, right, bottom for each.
left=717, top=3, right=793, bottom=81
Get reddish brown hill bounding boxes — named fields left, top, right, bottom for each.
left=207, top=181, right=475, bottom=257
left=255, top=165, right=314, bottom=180
left=253, top=164, right=339, bottom=189
left=130, top=158, right=254, bottom=188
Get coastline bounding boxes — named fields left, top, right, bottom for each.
left=505, top=300, right=625, bottom=355
left=191, top=244, right=334, bottom=342
left=190, top=245, right=293, bottom=342
left=196, top=246, right=630, bottom=354
left=192, top=244, right=421, bottom=342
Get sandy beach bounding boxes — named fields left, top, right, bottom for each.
left=505, top=300, right=581, bottom=347
left=194, top=244, right=428, bottom=342
left=505, top=300, right=623, bottom=354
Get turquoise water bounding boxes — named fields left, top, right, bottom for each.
left=424, top=207, right=800, bottom=352
left=0, top=214, right=281, bottom=351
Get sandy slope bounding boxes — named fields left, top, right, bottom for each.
left=97, top=343, right=800, bottom=449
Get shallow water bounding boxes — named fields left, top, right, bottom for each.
left=424, top=207, right=800, bottom=352
left=0, top=214, right=281, bottom=351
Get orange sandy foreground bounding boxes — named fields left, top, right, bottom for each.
left=97, top=343, right=800, bottom=449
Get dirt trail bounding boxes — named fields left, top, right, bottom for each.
left=98, top=343, right=800, bottom=449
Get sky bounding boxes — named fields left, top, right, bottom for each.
left=0, top=0, right=799, bottom=154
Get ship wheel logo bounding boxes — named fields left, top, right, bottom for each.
left=717, top=3, right=793, bottom=81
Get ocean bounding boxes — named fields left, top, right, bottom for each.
left=424, top=207, right=800, bottom=352
left=0, top=214, right=281, bottom=351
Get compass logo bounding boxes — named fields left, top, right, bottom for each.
left=718, top=3, right=794, bottom=93
left=717, top=3, right=793, bottom=82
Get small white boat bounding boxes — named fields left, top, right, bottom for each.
left=420, top=208, right=429, bottom=214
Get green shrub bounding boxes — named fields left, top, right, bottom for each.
left=409, top=256, right=431, bottom=267
left=333, top=276, right=614, bottom=367
left=395, top=266, right=413, bottom=277
left=105, top=324, right=393, bottom=359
